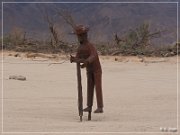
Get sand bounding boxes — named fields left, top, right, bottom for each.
left=0, top=51, right=179, bottom=135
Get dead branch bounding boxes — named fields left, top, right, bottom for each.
left=3, top=61, right=66, bottom=65
left=56, top=8, right=76, bottom=29
left=114, top=33, right=126, bottom=45
left=48, top=61, right=66, bottom=66
left=42, top=9, right=59, bottom=48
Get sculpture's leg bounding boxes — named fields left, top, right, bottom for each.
left=87, top=72, right=95, bottom=108
left=94, top=72, right=103, bottom=109
left=87, top=72, right=94, bottom=120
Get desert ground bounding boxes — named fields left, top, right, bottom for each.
left=0, top=51, right=179, bottom=135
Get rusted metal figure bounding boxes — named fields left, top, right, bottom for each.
left=70, top=25, right=104, bottom=120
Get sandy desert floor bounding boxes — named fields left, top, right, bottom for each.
left=0, top=51, right=179, bottom=135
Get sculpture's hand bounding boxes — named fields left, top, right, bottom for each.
left=70, top=55, right=78, bottom=63
left=70, top=55, right=86, bottom=64
left=80, top=60, right=88, bottom=68
left=70, top=55, right=76, bottom=63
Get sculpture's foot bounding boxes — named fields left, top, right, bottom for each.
left=94, top=108, right=103, bottom=113
left=83, top=106, right=92, bottom=112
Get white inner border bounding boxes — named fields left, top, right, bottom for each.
left=1, top=1, right=179, bottom=134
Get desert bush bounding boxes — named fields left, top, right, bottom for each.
left=9, top=27, right=26, bottom=45
left=115, top=22, right=161, bottom=55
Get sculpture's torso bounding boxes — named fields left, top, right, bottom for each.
left=76, top=42, right=102, bottom=73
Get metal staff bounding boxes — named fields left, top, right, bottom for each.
left=76, top=63, right=83, bottom=121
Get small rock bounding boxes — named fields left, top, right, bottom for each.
left=14, top=53, right=20, bottom=57
left=170, top=52, right=175, bottom=55
left=168, top=127, right=177, bottom=132
left=9, top=75, right=26, bottom=81
left=8, top=54, right=13, bottom=56
left=160, top=127, right=163, bottom=131
left=160, top=127, right=177, bottom=132
left=160, top=127, right=168, bottom=132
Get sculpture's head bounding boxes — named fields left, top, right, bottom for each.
left=74, top=25, right=89, bottom=44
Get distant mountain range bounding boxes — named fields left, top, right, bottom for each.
left=1, top=0, right=179, bottom=46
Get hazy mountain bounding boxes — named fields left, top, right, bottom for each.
left=1, top=0, right=179, bottom=45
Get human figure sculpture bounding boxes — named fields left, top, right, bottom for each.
left=70, top=25, right=104, bottom=113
